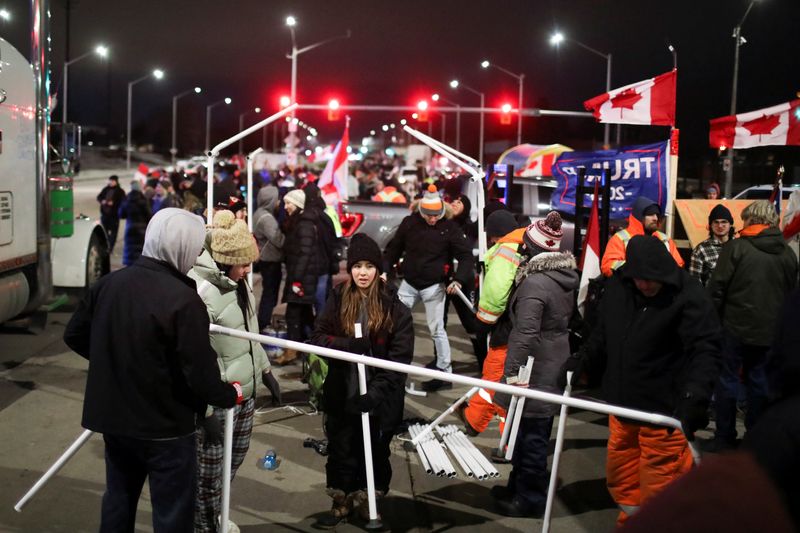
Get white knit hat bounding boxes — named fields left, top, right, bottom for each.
left=284, top=189, right=306, bottom=210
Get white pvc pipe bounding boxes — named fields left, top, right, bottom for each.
left=354, top=323, right=380, bottom=525
left=14, top=429, right=94, bottom=512
left=453, top=286, right=475, bottom=312
left=411, top=386, right=479, bottom=445
left=452, top=429, right=499, bottom=478
left=246, top=147, right=264, bottom=289
left=441, top=431, right=475, bottom=478
left=505, top=357, right=535, bottom=461
left=497, top=396, right=518, bottom=457
left=408, top=426, right=433, bottom=474
left=543, top=372, right=573, bottom=533
left=220, top=408, right=235, bottom=533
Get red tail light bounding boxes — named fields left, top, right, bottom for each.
left=339, top=212, right=364, bottom=237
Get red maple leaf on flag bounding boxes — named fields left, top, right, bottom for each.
left=610, top=88, right=643, bottom=110
left=742, top=114, right=781, bottom=136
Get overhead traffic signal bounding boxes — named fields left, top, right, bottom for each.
left=279, top=95, right=291, bottom=108
left=417, top=100, right=429, bottom=122
left=501, top=103, right=513, bottom=125
left=328, top=98, right=341, bottom=121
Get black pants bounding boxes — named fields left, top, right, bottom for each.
left=444, top=289, right=487, bottom=370
left=257, top=261, right=283, bottom=331
left=285, top=302, right=315, bottom=343
left=101, top=215, right=120, bottom=253
left=325, top=412, right=393, bottom=494
left=507, top=416, right=554, bottom=510
left=101, top=433, right=196, bottom=533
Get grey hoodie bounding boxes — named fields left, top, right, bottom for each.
left=253, top=186, right=285, bottom=262
left=141, top=208, right=206, bottom=274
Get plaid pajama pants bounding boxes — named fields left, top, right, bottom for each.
left=194, top=397, right=255, bottom=533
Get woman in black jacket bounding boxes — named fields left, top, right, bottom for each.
left=310, top=234, right=414, bottom=529
left=118, top=180, right=151, bottom=266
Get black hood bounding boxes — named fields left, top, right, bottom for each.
left=745, top=227, right=789, bottom=255
left=622, top=235, right=681, bottom=287
left=631, top=196, right=659, bottom=223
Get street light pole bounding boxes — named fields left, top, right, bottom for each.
left=127, top=68, right=164, bottom=170
left=205, top=98, right=233, bottom=153
left=481, top=60, right=524, bottom=146
left=171, top=87, right=202, bottom=165
left=725, top=0, right=758, bottom=198
left=239, top=107, right=262, bottom=155
left=450, top=80, right=485, bottom=167
left=62, top=45, right=108, bottom=155
left=432, top=93, right=461, bottom=151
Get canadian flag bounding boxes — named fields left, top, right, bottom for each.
left=133, top=162, right=149, bottom=184
left=318, top=118, right=350, bottom=206
left=577, top=183, right=602, bottom=317
left=709, top=99, right=800, bottom=149
left=584, top=69, right=676, bottom=127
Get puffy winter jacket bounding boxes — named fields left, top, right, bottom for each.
left=495, top=251, right=579, bottom=418
left=707, top=226, right=798, bottom=346
left=283, top=208, right=325, bottom=304
left=189, top=248, right=269, bottom=405
left=253, top=186, right=285, bottom=263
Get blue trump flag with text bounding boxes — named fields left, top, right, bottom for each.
left=550, top=141, right=670, bottom=218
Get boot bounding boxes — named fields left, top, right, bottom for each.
left=274, top=348, right=298, bottom=366
left=349, top=489, right=384, bottom=522
left=313, top=489, right=350, bottom=529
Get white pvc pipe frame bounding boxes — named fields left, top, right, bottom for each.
left=207, top=104, right=298, bottom=225
left=246, top=147, right=264, bottom=289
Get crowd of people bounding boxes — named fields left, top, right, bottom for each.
left=74, top=160, right=800, bottom=531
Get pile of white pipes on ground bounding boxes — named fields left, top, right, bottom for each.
left=408, top=423, right=499, bottom=480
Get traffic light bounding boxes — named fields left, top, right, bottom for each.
left=279, top=95, right=291, bottom=108
left=500, top=103, right=513, bottom=125
left=417, top=100, right=428, bottom=122
left=328, top=99, right=341, bottom=121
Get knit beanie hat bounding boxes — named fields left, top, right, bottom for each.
left=485, top=209, right=518, bottom=239
left=210, top=210, right=259, bottom=265
left=524, top=211, right=563, bottom=252
left=419, top=184, right=445, bottom=218
left=708, top=203, right=734, bottom=225
left=346, top=233, right=383, bottom=274
left=284, top=189, right=305, bottom=210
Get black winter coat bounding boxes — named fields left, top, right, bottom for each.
left=64, top=257, right=236, bottom=439
left=383, top=212, right=473, bottom=290
left=283, top=209, right=325, bottom=304
left=310, top=282, right=414, bottom=432
left=119, top=190, right=151, bottom=266
left=580, top=266, right=722, bottom=415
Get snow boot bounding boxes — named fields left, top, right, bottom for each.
left=313, top=488, right=351, bottom=529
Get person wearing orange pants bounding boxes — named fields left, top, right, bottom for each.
left=462, top=344, right=507, bottom=434
left=607, top=415, right=693, bottom=525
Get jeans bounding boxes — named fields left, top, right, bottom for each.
left=101, top=433, right=196, bottom=533
left=397, top=280, right=451, bottom=372
left=507, top=417, right=554, bottom=510
left=315, top=273, right=332, bottom=317
left=257, top=261, right=282, bottom=331
left=713, top=330, right=770, bottom=442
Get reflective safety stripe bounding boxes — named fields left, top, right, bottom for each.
left=494, top=245, right=521, bottom=265
left=477, top=388, right=493, bottom=403
left=617, top=229, right=632, bottom=244
left=618, top=504, right=640, bottom=516
left=611, top=260, right=626, bottom=271
left=477, top=306, right=500, bottom=324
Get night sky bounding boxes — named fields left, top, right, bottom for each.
left=2, top=0, right=799, bottom=185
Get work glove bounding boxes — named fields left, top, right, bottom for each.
left=354, top=393, right=375, bottom=413
left=291, top=282, right=304, bottom=297
left=232, top=381, right=244, bottom=405
left=262, top=371, right=282, bottom=406
left=199, top=415, right=223, bottom=448
left=348, top=336, right=371, bottom=355
left=675, top=392, right=709, bottom=442
left=557, top=355, right=585, bottom=390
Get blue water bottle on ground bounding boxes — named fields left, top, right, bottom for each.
left=262, top=450, right=277, bottom=470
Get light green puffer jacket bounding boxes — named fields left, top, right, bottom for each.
left=188, top=248, right=269, bottom=409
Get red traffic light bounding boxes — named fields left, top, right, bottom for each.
left=328, top=99, right=341, bottom=121
left=500, top=103, right=513, bottom=125
left=279, top=95, right=291, bottom=108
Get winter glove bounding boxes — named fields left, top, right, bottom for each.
left=291, top=282, right=304, bottom=297
left=348, top=336, right=371, bottom=354
left=232, top=381, right=244, bottom=405
left=354, top=393, right=375, bottom=413
left=675, top=392, right=709, bottom=442
left=557, top=355, right=585, bottom=390
left=262, top=371, right=282, bottom=406
left=199, top=415, right=223, bottom=448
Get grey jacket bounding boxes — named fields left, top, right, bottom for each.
left=499, top=251, right=579, bottom=418
left=253, top=186, right=285, bottom=262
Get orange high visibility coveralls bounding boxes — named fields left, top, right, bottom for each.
left=463, top=228, right=525, bottom=434
left=600, top=213, right=684, bottom=277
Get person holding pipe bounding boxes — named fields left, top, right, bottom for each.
left=310, top=234, right=414, bottom=528
left=561, top=235, right=721, bottom=526
left=64, top=208, right=243, bottom=533
left=188, top=210, right=280, bottom=533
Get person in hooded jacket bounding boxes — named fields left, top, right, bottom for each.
left=310, top=234, right=414, bottom=528
left=491, top=212, right=579, bottom=518
left=562, top=235, right=721, bottom=526
left=601, top=196, right=684, bottom=277
left=277, top=188, right=325, bottom=365
left=118, top=180, right=152, bottom=266
left=64, top=208, right=242, bottom=533
left=303, top=182, right=341, bottom=315
left=188, top=210, right=280, bottom=533
left=252, top=184, right=285, bottom=330
left=704, top=200, right=798, bottom=452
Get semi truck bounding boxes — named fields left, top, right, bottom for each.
left=0, top=5, right=109, bottom=325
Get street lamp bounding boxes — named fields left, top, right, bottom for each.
left=549, top=30, right=612, bottom=148
left=481, top=59, right=525, bottom=146
left=62, top=44, right=109, bottom=141
left=450, top=79, right=485, bottom=166
left=433, top=92, right=461, bottom=151
left=725, top=0, right=761, bottom=198
left=171, top=86, right=201, bottom=165
left=239, top=106, right=262, bottom=155
left=127, top=68, right=164, bottom=170
left=205, top=97, right=232, bottom=153
left=0, top=9, right=10, bottom=21
left=285, top=15, right=350, bottom=164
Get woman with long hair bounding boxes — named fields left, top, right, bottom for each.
left=310, top=234, right=414, bottom=528
left=189, top=210, right=280, bottom=533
